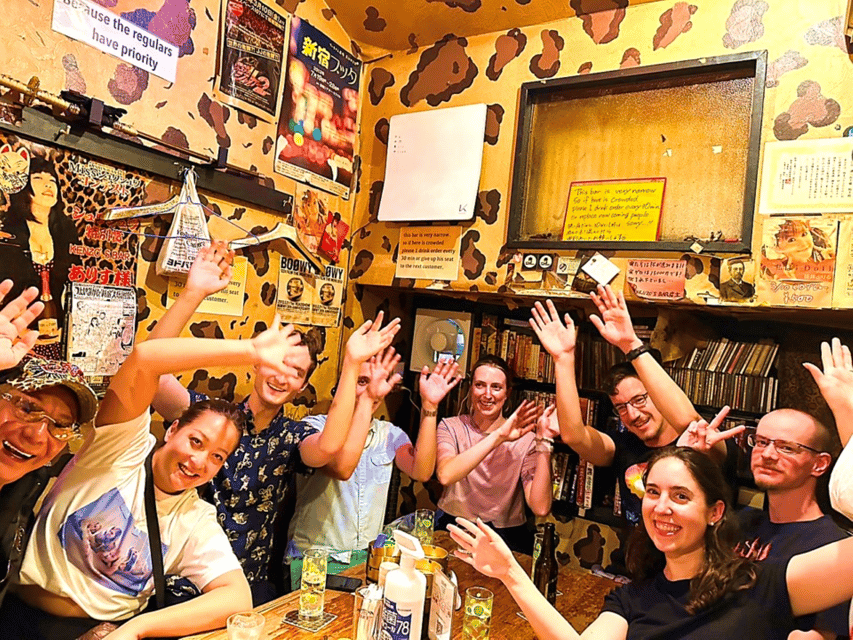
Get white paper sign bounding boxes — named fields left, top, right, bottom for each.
left=52, top=0, right=178, bottom=82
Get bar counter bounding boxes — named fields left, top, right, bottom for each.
left=181, top=532, right=619, bottom=640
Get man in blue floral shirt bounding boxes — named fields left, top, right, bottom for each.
left=149, top=242, right=400, bottom=603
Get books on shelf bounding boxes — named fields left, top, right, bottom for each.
left=663, top=338, right=779, bottom=414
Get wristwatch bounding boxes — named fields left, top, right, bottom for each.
left=625, top=344, right=652, bottom=362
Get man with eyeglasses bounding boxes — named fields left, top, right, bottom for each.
left=734, top=408, right=848, bottom=640
left=530, top=285, right=711, bottom=529
left=0, top=281, right=98, bottom=609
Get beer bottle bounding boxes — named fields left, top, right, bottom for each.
left=36, top=269, right=60, bottom=344
left=532, top=523, right=558, bottom=605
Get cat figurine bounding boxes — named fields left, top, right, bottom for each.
left=0, top=144, right=30, bottom=194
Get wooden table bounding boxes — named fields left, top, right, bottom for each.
left=181, top=533, right=618, bottom=640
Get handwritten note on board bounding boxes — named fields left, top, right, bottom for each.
left=562, top=178, right=666, bottom=242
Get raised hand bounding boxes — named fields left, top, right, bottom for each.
left=589, top=284, right=641, bottom=353
left=536, top=403, right=559, bottom=440
left=250, top=315, right=304, bottom=377
left=418, top=359, right=462, bottom=408
left=676, top=406, right=744, bottom=453
left=804, top=338, right=853, bottom=418
left=0, top=279, right=44, bottom=370
left=185, top=240, right=234, bottom=297
left=345, top=311, right=402, bottom=364
left=496, top=399, right=540, bottom=442
left=529, top=299, right=576, bottom=360
left=448, top=517, right=515, bottom=581
left=364, top=347, right=403, bottom=403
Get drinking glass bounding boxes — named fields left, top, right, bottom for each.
left=227, top=612, right=265, bottom=640
left=299, top=548, right=328, bottom=620
left=530, top=531, right=544, bottom=581
left=462, top=587, right=493, bottom=640
left=414, top=509, right=434, bottom=546
left=353, top=585, right=381, bottom=640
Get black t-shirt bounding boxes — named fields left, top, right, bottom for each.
left=602, top=560, right=809, bottom=639
left=610, top=430, right=677, bottom=526
left=736, top=507, right=850, bottom=636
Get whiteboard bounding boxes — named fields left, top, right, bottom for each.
left=377, top=103, right=487, bottom=222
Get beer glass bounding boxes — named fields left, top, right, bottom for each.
left=414, top=509, right=434, bottom=546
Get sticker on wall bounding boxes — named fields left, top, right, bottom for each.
left=274, top=17, right=361, bottom=199
left=167, top=256, right=248, bottom=317
left=625, top=259, right=686, bottom=301
left=395, top=227, right=461, bottom=281
left=51, top=0, right=179, bottom=82
left=67, top=284, right=136, bottom=379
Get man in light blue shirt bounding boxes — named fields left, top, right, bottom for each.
left=287, top=350, right=460, bottom=587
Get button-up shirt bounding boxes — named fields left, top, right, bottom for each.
left=288, top=415, right=410, bottom=554
left=189, top=390, right=318, bottom=585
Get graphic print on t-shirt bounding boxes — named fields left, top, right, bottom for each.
left=624, top=462, right=648, bottom=499
left=58, top=488, right=164, bottom=596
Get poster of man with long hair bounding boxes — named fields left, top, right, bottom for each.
left=274, top=17, right=361, bottom=199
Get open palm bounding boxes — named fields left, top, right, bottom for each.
left=529, top=299, right=576, bottom=358
left=418, top=359, right=461, bottom=406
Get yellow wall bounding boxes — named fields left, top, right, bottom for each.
left=2, top=0, right=361, bottom=409
left=348, top=0, right=853, bottom=309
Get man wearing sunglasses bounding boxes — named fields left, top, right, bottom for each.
left=735, top=410, right=847, bottom=639
left=0, top=281, right=99, bottom=609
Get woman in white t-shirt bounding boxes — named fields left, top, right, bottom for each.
left=435, top=355, right=556, bottom=554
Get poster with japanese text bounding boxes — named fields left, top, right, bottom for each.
left=0, top=134, right=140, bottom=360
left=274, top=17, right=361, bottom=199
left=67, top=284, right=136, bottom=378
left=214, top=0, right=289, bottom=120
left=757, top=216, right=837, bottom=308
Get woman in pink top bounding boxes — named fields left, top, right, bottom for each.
left=434, top=355, right=556, bottom=553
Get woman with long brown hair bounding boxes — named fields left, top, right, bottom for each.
left=435, top=355, right=555, bottom=554
left=450, top=442, right=853, bottom=639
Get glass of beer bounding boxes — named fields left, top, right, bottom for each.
left=299, top=548, right=328, bottom=620
left=462, top=586, right=493, bottom=640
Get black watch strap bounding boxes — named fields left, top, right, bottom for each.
left=625, top=344, right=652, bottom=362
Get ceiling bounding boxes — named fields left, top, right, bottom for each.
left=321, top=0, right=662, bottom=53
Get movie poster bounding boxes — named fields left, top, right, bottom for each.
left=274, top=17, right=361, bottom=199
left=757, top=216, right=837, bottom=308
left=0, top=134, right=141, bottom=361
left=215, top=0, right=289, bottom=120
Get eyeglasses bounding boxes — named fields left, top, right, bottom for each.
left=0, top=392, right=81, bottom=441
left=612, top=393, right=649, bottom=416
left=746, top=433, right=823, bottom=457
